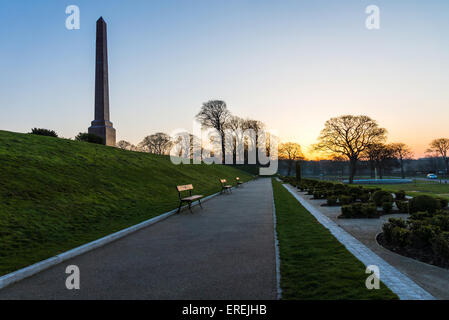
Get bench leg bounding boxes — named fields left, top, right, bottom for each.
left=177, top=201, right=183, bottom=213
left=188, top=201, right=193, bottom=213
left=198, top=199, right=203, bottom=209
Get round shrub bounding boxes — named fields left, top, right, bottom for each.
left=359, top=193, right=370, bottom=203
left=361, top=204, right=378, bottom=218
left=437, top=198, right=448, bottom=209
left=388, top=217, right=408, bottom=228
left=383, top=218, right=408, bottom=244
left=432, top=232, right=449, bottom=261
left=410, top=211, right=433, bottom=221
left=372, top=190, right=393, bottom=207
left=30, top=128, right=58, bottom=137
left=351, top=203, right=363, bottom=215
left=340, top=203, right=378, bottom=218
left=409, top=195, right=440, bottom=214
left=433, top=214, right=449, bottom=231
left=75, top=132, right=104, bottom=145
left=391, top=227, right=411, bottom=247
left=340, top=205, right=353, bottom=218
left=382, top=223, right=394, bottom=243
left=339, top=195, right=353, bottom=205
left=395, top=190, right=406, bottom=201
left=326, top=196, right=337, bottom=206
left=409, top=221, right=437, bottom=248
left=313, top=190, right=325, bottom=199
left=382, top=201, right=393, bottom=214
left=395, top=200, right=409, bottom=213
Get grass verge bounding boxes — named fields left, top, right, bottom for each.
left=0, top=130, right=252, bottom=276
left=272, top=178, right=397, bottom=299
left=362, top=180, right=449, bottom=201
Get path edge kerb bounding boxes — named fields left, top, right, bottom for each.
left=0, top=182, right=248, bottom=290
left=271, top=179, right=282, bottom=300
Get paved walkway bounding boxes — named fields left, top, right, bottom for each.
left=284, top=184, right=439, bottom=300
left=0, top=179, right=277, bottom=300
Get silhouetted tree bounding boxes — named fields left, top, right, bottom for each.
left=139, top=133, right=172, bottom=155
left=75, top=132, right=103, bottom=144
left=313, top=115, right=387, bottom=184
left=242, top=119, right=265, bottom=165
left=196, top=100, right=231, bottom=164
left=390, top=142, right=413, bottom=178
left=279, top=142, right=304, bottom=176
left=427, top=138, right=449, bottom=175
left=30, top=128, right=58, bottom=137
left=363, top=143, right=396, bottom=179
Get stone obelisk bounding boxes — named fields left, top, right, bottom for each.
left=88, top=17, right=116, bottom=146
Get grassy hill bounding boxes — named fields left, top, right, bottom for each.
left=0, top=130, right=253, bottom=276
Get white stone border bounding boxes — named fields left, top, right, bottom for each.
left=271, top=180, right=282, bottom=299
left=282, top=183, right=435, bottom=300
left=0, top=183, right=246, bottom=291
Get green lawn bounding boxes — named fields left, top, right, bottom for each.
left=0, top=130, right=253, bottom=276
left=361, top=180, right=449, bottom=200
left=272, top=178, right=397, bottom=300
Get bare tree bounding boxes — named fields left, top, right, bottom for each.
left=363, top=143, right=396, bottom=179
left=242, top=119, right=265, bottom=165
left=427, top=138, right=449, bottom=175
left=171, top=132, right=201, bottom=160
left=390, top=142, right=413, bottom=179
left=117, top=140, right=135, bottom=151
left=139, top=132, right=172, bottom=155
left=313, top=115, right=387, bottom=184
left=279, top=142, right=304, bottom=176
left=224, top=115, right=246, bottom=164
left=196, top=100, right=231, bottom=164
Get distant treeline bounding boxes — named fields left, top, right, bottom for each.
left=278, top=158, right=449, bottom=178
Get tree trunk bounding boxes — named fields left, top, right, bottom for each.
left=400, top=157, right=405, bottom=179
left=233, top=137, right=237, bottom=165
left=255, top=134, right=259, bottom=166
left=220, top=131, right=226, bottom=164
left=296, top=160, right=301, bottom=182
left=349, top=159, right=357, bottom=184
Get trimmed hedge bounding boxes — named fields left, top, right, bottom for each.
left=395, top=200, right=409, bottom=213
left=372, top=190, right=393, bottom=207
left=340, top=203, right=378, bottom=218
left=280, top=176, right=446, bottom=219
left=409, top=195, right=440, bottom=214
left=382, top=201, right=393, bottom=214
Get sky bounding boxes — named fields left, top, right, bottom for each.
left=1, top=0, right=449, bottom=159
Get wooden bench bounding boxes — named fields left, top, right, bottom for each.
left=220, top=179, right=232, bottom=194
left=176, top=184, right=203, bottom=213
left=236, top=177, right=243, bottom=187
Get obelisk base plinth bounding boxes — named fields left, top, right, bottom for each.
left=88, top=120, right=116, bottom=146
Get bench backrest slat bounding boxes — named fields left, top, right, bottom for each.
left=177, top=184, right=193, bottom=192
